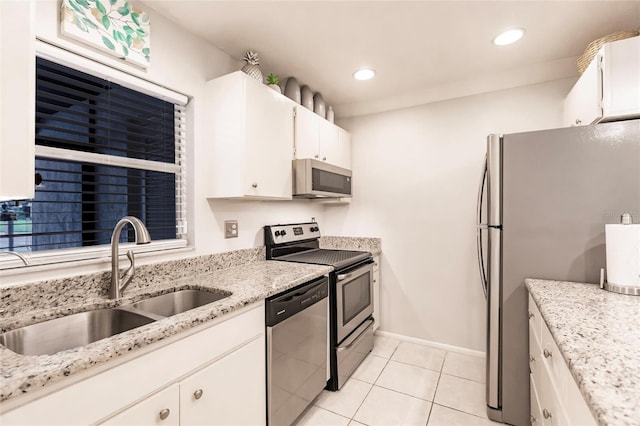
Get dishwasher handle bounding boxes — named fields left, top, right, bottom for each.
left=266, top=276, right=328, bottom=326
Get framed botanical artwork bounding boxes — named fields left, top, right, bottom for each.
left=60, top=0, right=151, bottom=68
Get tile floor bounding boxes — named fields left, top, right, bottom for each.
left=295, top=335, right=501, bottom=426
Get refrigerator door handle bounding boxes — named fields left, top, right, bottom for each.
left=476, top=156, right=488, bottom=298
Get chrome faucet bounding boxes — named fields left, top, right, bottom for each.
left=0, top=251, right=30, bottom=266
left=110, top=216, right=151, bottom=299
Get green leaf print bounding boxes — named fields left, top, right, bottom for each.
left=131, top=12, right=140, bottom=26
left=82, top=17, right=98, bottom=29
left=102, top=36, right=116, bottom=50
left=74, top=16, right=89, bottom=32
left=102, top=14, right=110, bottom=30
left=95, top=0, right=107, bottom=15
left=142, top=47, right=150, bottom=55
left=75, top=0, right=90, bottom=8
left=117, top=5, right=129, bottom=16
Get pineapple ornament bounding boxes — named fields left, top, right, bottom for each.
left=241, top=50, right=263, bottom=82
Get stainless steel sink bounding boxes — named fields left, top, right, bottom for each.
left=131, top=289, right=230, bottom=317
left=0, top=308, right=155, bottom=356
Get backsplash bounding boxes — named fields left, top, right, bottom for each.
left=320, top=236, right=382, bottom=255
left=0, top=247, right=264, bottom=318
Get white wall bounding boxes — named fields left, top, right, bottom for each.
left=2, top=1, right=324, bottom=284
left=326, top=78, right=574, bottom=351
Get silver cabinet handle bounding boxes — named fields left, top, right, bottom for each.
left=251, top=183, right=258, bottom=188
left=159, top=409, right=170, bottom=420
left=314, top=154, right=319, bottom=159
left=529, top=354, right=535, bottom=363
left=575, top=118, right=582, bottom=125
left=543, top=409, right=552, bottom=419
left=193, top=389, right=203, bottom=400
left=528, top=311, right=534, bottom=319
left=543, top=349, right=552, bottom=358
left=530, top=415, right=537, bottom=424
left=323, top=156, right=327, bottom=161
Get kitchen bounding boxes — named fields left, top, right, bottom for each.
left=1, top=1, right=639, bottom=425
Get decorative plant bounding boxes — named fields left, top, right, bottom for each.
left=266, top=73, right=279, bottom=86
left=241, top=50, right=263, bottom=81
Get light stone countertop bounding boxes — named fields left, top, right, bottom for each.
left=319, top=236, right=381, bottom=256
left=0, top=260, right=332, bottom=405
left=525, top=279, right=640, bottom=426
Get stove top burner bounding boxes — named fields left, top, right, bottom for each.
left=278, top=249, right=370, bottom=269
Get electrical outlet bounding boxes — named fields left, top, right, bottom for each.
left=224, top=220, right=238, bottom=238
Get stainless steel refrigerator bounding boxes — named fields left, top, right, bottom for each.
left=476, top=119, right=640, bottom=425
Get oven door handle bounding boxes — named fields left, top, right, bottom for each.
left=337, top=263, right=373, bottom=282
left=336, top=318, right=374, bottom=353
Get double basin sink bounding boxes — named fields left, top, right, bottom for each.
left=0, top=289, right=231, bottom=356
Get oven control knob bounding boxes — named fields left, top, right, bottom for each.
left=311, top=226, right=319, bottom=232
left=281, top=230, right=287, bottom=236
left=275, top=231, right=281, bottom=237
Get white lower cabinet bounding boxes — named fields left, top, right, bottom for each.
left=179, top=337, right=265, bottom=426
left=372, top=256, right=380, bottom=332
left=0, top=302, right=266, bottom=426
left=528, top=295, right=596, bottom=426
left=104, top=337, right=265, bottom=426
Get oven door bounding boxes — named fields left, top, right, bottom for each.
left=335, top=260, right=374, bottom=343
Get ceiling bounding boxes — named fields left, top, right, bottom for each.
left=143, top=1, right=640, bottom=117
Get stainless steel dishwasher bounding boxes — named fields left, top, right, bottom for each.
left=266, top=276, right=328, bottom=426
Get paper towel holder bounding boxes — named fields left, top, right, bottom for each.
left=603, top=212, right=640, bottom=296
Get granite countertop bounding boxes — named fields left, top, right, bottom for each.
left=319, top=236, right=382, bottom=256
left=525, top=279, right=640, bottom=426
left=0, top=260, right=332, bottom=405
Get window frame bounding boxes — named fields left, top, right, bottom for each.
left=0, top=41, right=189, bottom=272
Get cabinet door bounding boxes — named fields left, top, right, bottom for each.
left=337, top=128, right=351, bottom=169
left=319, top=119, right=339, bottom=164
left=244, top=77, right=294, bottom=199
left=603, top=36, right=640, bottom=119
left=0, top=0, right=35, bottom=200
left=294, top=106, right=320, bottom=159
left=102, top=384, right=180, bottom=426
left=562, top=55, right=601, bottom=127
left=180, top=336, right=266, bottom=426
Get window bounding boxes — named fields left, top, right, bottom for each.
left=1, top=56, right=187, bottom=261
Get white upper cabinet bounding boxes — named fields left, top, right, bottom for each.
left=563, top=36, right=640, bottom=126
left=0, top=0, right=35, bottom=201
left=294, top=106, right=351, bottom=170
left=206, top=71, right=294, bottom=200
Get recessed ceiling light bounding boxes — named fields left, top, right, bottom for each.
left=492, top=28, right=525, bottom=46
left=353, top=68, right=375, bottom=81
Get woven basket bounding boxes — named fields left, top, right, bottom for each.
left=577, top=30, right=639, bottom=74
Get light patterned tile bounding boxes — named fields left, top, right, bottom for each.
left=354, top=386, right=432, bottom=426
left=376, top=360, right=440, bottom=401
left=371, top=335, right=400, bottom=359
left=352, top=354, right=388, bottom=384
left=433, top=374, right=486, bottom=418
left=348, top=421, right=367, bottom=426
left=295, top=406, right=351, bottom=426
left=314, top=378, right=372, bottom=418
left=391, top=342, right=446, bottom=372
left=428, top=404, right=500, bottom=425
left=442, top=352, right=485, bottom=383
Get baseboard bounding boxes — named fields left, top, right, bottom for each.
left=375, top=330, right=485, bottom=358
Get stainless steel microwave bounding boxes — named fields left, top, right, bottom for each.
left=292, top=158, right=352, bottom=198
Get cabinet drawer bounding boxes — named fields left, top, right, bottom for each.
left=538, top=360, right=568, bottom=426
left=528, top=322, right=541, bottom=386
left=540, top=322, right=566, bottom=394
left=528, top=295, right=542, bottom=343
left=530, top=376, right=543, bottom=426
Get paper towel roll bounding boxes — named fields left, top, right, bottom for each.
left=606, top=224, right=640, bottom=288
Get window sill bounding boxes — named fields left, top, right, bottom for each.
left=0, top=240, right=191, bottom=281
